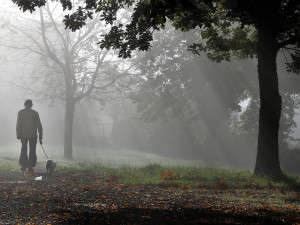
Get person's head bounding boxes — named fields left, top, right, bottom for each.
left=24, top=99, right=33, bottom=108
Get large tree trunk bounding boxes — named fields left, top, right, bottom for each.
left=64, top=93, right=75, bottom=159
left=254, top=26, right=283, bottom=178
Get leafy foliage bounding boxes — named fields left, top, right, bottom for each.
left=287, top=51, right=300, bottom=74
left=12, top=0, right=300, bottom=70
left=131, top=25, right=247, bottom=121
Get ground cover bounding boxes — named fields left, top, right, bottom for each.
left=0, top=146, right=299, bottom=224
left=0, top=164, right=298, bottom=224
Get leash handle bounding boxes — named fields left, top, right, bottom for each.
left=40, top=144, right=49, bottom=159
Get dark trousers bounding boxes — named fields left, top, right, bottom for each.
left=19, top=138, right=37, bottom=169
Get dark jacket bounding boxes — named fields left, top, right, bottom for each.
left=16, top=107, right=43, bottom=139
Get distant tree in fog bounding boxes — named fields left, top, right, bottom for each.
left=232, top=94, right=299, bottom=152
left=132, top=25, right=246, bottom=120
left=133, top=25, right=300, bottom=166
left=131, top=25, right=253, bottom=163
left=2, top=1, right=133, bottom=159
left=13, top=0, right=300, bottom=178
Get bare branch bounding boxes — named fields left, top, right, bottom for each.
left=39, top=7, right=65, bottom=68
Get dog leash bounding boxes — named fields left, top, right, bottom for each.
left=40, top=144, right=49, bottom=159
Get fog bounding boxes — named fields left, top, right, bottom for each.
left=0, top=1, right=299, bottom=174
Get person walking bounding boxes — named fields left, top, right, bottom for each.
left=16, top=99, right=43, bottom=174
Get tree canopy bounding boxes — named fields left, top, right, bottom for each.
left=12, top=1, right=300, bottom=69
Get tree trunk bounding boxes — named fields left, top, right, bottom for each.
left=64, top=94, right=75, bottom=159
left=254, top=26, right=283, bottom=178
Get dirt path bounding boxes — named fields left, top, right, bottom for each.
left=0, top=171, right=298, bottom=224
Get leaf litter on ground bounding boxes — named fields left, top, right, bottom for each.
left=0, top=166, right=298, bottom=224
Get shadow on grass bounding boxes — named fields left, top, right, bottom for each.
left=59, top=207, right=291, bottom=225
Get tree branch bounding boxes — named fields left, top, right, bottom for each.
left=39, top=7, right=65, bottom=68
left=278, top=35, right=300, bottom=49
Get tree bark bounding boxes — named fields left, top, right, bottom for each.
left=254, top=26, right=283, bottom=178
left=64, top=91, right=75, bottom=160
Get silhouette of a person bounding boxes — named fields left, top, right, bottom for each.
left=16, top=99, right=43, bottom=174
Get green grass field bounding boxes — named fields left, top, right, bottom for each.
left=1, top=144, right=299, bottom=191
left=0, top=143, right=206, bottom=169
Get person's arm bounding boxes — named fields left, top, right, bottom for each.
left=37, top=113, right=43, bottom=144
left=16, top=111, right=21, bottom=139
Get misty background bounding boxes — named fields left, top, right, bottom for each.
left=0, top=0, right=299, bottom=173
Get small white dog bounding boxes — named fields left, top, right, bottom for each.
left=46, top=159, right=56, bottom=173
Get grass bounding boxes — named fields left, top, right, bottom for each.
left=0, top=144, right=299, bottom=191
left=53, top=162, right=300, bottom=212
left=0, top=144, right=206, bottom=167
left=45, top=161, right=300, bottom=192
left=99, top=164, right=300, bottom=190
left=0, top=144, right=299, bottom=224
left=0, top=162, right=18, bottom=172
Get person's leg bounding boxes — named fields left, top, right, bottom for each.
left=19, top=138, right=29, bottom=170
left=28, top=138, right=37, bottom=170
